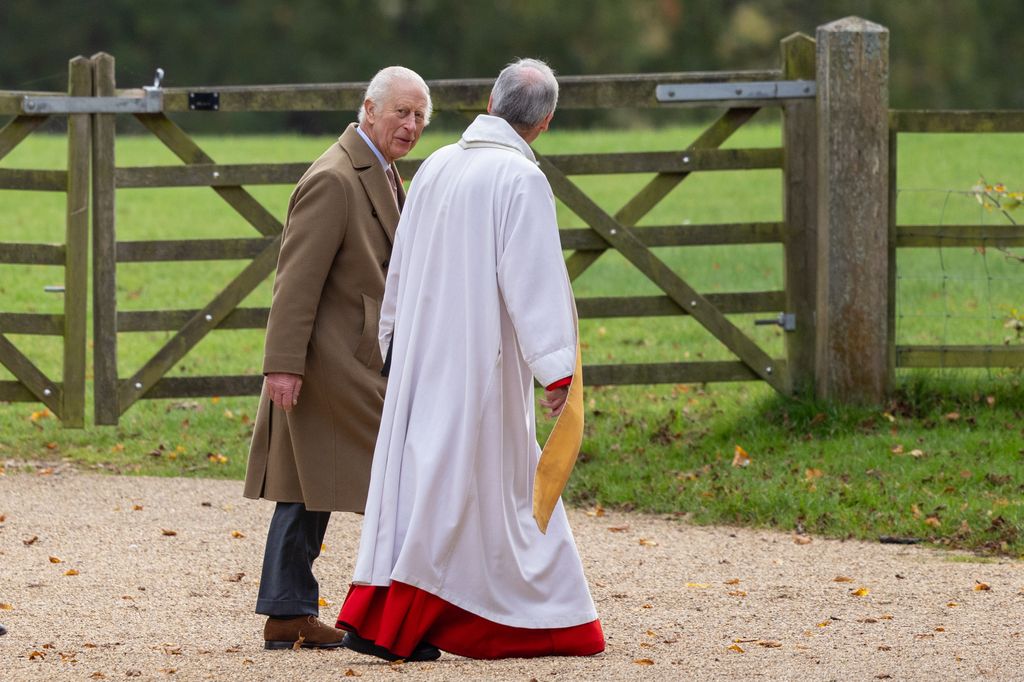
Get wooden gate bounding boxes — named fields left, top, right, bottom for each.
left=2, top=37, right=820, bottom=425
left=0, top=57, right=91, bottom=427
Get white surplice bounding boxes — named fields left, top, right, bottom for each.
left=352, top=115, right=598, bottom=629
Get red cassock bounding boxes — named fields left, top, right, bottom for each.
left=338, top=581, right=605, bottom=659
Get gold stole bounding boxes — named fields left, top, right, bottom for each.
left=532, top=341, right=584, bottom=534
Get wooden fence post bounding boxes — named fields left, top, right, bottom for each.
left=91, top=53, right=119, bottom=425
left=62, top=56, right=91, bottom=427
left=780, top=33, right=817, bottom=395
left=814, top=17, right=890, bottom=403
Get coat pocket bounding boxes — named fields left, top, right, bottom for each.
left=354, top=293, right=381, bottom=368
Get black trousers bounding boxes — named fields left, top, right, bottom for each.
left=255, top=502, right=331, bottom=618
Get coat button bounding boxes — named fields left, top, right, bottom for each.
left=371, top=209, right=378, bottom=217
left=382, top=259, right=389, bottom=269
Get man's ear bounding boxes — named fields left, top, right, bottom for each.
left=536, top=111, right=554, bottom=135
left=486, top=94, right=494, bottom=115
left=363, top=99, right=376, bottom=124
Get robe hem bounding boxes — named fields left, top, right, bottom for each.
left=353, top=574, right=598, bottom=630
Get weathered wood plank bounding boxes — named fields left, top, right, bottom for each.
left=564, top=107, right=762, bottom=281
left=0, top=334, right=62, bottom=413
left=0, top=313, right=64, bottom=335
left=117, top=236, right=281, bottom=413
left=540, top=156, right=789, bottom=394
left=0, top=380, right=38, bottom=402
left=891, top=110, right=1024, bottom=133
left=116, top=238, right=278, bottom=262
left=158, top=70, right=782, bottom=113
left=118, top=307, right=269, bottom=332
left=114, top=148, right=781, bottom=190
left=559, top=223, right=783, bottom=250
left=0, top=115, right=51, bottom=161
left=139, top=375, right=264, bottom=399
left=92, top=52, right=120, bottom=425
left=115, top=163, right=309, bottom=188
left=62, top=55, right=91, bottom=428
left=781, top=32, right=818, bottom=395
left=577, top=291, right=784, bottom=318
left=585, top=360, right=773, bottom=385
left=0, top=243, right=65, bottom=265
left=815, top=18, right=890, bottom=403
left=896, top=346, right=1024, bottom=368
left=895, top=224, right=1024, bottom=247
left=0, top=168, right=67, bottom=191
left=134, top=114, right=284, bottom=236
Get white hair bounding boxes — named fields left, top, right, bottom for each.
left=357, top=66, right=432, bottom=125
left=490, top=58, right=558, bottom=131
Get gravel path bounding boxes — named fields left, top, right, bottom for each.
left=1, top=470, right=1022, bottom=681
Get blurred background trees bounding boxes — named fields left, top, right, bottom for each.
left=2, top=0, right=1019, bottom=131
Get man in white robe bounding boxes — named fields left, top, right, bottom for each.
left=337, top=58, right=604, bottom=661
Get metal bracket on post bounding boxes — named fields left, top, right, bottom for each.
left=21, top=67, right=164, bottom=114
left=655, top=80, right=815, bottom=106
left=755, top=312, right=797, bottom=332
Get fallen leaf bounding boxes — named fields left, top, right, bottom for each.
left=851, top=587, right=870, bottom=597
left=947, top=602, right=958, bottom=607
left=160, top=669, right=177, bottom=675
left=758, top=640, right=782, bottom=648
left=226, top=572, right=245, bottom=583
left=794, top=535, right=812, bottom=545
left=0, top=603, right=12, bottom=610
left=724, top=578, right=740, bottom=585
left=645, top=629, right=657, bottom=637
left=728, top=590, right=747, bottom=597
left=878, top=645, right=892, bottom=651
left=345, top=670, right=363, bottom=678
left=132, top=505, right=143, bottom=511
left=0, top=514, right=4, bottom=522
left=816, top=621, right=831, bottom=628
left=161, top=529, right=178, bottom=537
left=642, top=603, right=653, bottom=609
left=833, top=576, right=854, bottom=583
left=685, top=582, right=710, bottom=588
left=924, top=517, right=941, bottom=528
left=89, top=673, right=107, bottom=680
left=231, top=530, right=245, bottom=539
left=163, top=645, right=182, bottom=655
left=23, top=535, right=38, bottom=545
left=49, top=556, right=63, bottom=564
left=585, top=505, right=606, bottom=517
left=805, top=468, right=824, bottom=481
left=292, top=635, right=305, bottom=651
left=608, top=525, right=630, bottom=532
left=633, top=658, right=655, bottom=665
left=910, top=449, right=925, bottom=458
left=890, top=444, right=904, bottom=454
left=935, top=627, right=945, bottom=632
left=64, top=569, right=79, bottom=576
left=986, top=395, right=996, bottom=407
left=732, top=445, right=751, bottom=467
left=639, top=538, right=659, bottom=547
left=974, top=582, right=991, bottom=591
left=727, top=644, right=745, bottom=653
left=944, top=412, right=961, bottom=422
left=318, top=597, right=330, bottom=607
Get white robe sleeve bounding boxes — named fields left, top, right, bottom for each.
left=497, top=169, right=577, bottom=387
left=379, top=225, right=402, bottom=359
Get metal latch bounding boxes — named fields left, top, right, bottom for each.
left=754, top=313, right=796, bottom=331
left=22, top=68, right=164, bottom=114
left=656, top=80, right=815, bottom=104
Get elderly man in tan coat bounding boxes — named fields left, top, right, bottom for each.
left=243, top=66, right=431, bottom=650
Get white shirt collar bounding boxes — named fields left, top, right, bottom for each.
left=355, top=125, right=389, bottom=168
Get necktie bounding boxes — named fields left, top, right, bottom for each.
left=384, top=166, right=399, bottom=208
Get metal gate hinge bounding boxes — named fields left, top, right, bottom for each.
left=754, top=312, right=796, bottom=331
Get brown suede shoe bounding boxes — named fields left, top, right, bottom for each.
left=264, top=615, right=346, bottom=650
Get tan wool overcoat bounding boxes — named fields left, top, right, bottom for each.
left=244, top=123, right=405, bottom=512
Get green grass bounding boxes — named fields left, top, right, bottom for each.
left=1, top=121, right=1023, bottom=556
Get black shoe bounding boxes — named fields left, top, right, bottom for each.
left=342, top=631, right=440, bottom=662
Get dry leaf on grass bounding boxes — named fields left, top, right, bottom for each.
left=732, top=445, right=751, bottom=467
left=793, top=535, right=812, bottom=545
left=639, top=538, right=659, bottom=547
left=633, top=658, right=655, bottom=665
left=585, top=505, right=605, bottom=517
left=833, top=576, right=854, bottom=583
left=161, top=529, right=178, bottom=537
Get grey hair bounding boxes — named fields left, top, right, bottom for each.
left=489, top=58, right=558, bottom=131
left=357, top=66, right=432, bottom=125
